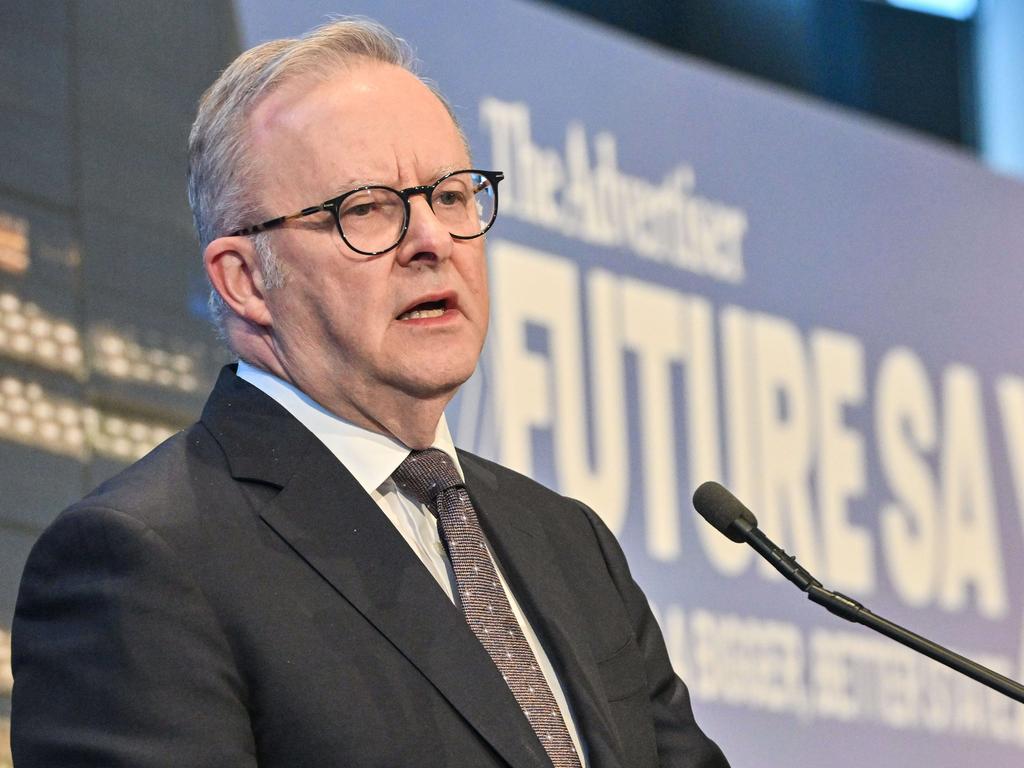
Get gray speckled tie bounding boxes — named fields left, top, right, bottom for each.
left=392, top=449, right=582, bottom=768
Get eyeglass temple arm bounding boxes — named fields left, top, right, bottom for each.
left=231, top=204, right=330, bottom=237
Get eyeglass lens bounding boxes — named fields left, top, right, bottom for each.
left=337, top=171, right=497, bottom=254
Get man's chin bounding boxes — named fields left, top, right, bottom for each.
left=399, top=375, right=472, bottom=402
left=393, top=363, right=476, bottom=402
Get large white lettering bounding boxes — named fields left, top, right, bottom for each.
left=751, top=313, right=819, bottom=578
left=876, top=348, right=939, bottom=607
left=488, top=242, right=1013, bottom=622
left=938, top=366, right=1007, bottom=619
left=621, top=279, right=688, bottom=560
left=875, top=352, right=1009, bottom=617
left=489, top=241, right=629, bottom=532
left=813, top=329, right=872, bottom=592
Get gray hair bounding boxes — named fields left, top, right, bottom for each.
left=187, top=18, right=461, bottom=346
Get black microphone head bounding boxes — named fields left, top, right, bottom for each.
left=692, top=481, right=758, bottom=543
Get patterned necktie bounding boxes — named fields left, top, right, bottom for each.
left=392, top=449, right=583, bottom=768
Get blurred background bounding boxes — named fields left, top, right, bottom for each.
left=1, top=1, right=1023, bottom=765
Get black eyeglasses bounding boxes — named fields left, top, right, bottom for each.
left=229, top=169, right=504, bottom=256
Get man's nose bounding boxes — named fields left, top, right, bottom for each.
left=395, top=194, right=453, bottom=266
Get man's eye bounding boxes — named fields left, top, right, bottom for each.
left=435, top=191, right=466, bottom=206
left=343, top=202, right=377, bottom=218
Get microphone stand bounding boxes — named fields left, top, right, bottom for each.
left=739, top=516, right=1024, bottom=704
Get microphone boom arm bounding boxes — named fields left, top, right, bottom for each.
left=803, top=582, right=1024, bottom=704
left=693, top=481, right=1024, bottom=705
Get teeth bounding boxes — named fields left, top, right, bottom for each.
left=400, top=307, right=445, bottom=320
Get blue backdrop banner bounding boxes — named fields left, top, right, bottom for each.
left=235, top=2, right=1024, bottom=765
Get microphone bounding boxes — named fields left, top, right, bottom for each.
left=692, top=480, right=1024, bottom=704
left=692, top=481, right=820, bottom=591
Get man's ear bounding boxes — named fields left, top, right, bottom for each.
left=204, top=236, right=275, bottom=327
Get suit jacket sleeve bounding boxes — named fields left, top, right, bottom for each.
left=578, top=502, right=730, bottom=768
left=11, top=505, right=257, bottom=767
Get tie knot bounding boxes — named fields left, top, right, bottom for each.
left=392, top=448, right=464, bottom=507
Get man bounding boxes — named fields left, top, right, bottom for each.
left=11, top=19, right=728, bottom=768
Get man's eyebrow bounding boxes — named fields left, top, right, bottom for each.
left=326, top=178, right=378, bottom=198
left=430, top=164, right=459, bottom=180
left=327, top=166, right=467, bottom=198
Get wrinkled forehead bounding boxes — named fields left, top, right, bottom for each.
left=239, top=66, right=469, bottom=219
left=246, top=63, right=468, bottom=189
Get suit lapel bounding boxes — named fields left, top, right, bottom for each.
left=201, top=368, right=551, bottom=768
left=460, top=454, right=626, bottom=768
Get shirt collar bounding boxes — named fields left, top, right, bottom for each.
left=235, top=361, right=463, bottom=494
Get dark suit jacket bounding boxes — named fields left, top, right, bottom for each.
left=11, top=367, right=728, bottom=768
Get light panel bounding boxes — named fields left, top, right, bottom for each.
left=887, top=0, right=978, bottom=20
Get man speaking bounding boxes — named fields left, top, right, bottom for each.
left=11, top=19, right=728, bottom=768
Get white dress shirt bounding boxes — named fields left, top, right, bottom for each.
left=236, top=362, right=587, bottom=764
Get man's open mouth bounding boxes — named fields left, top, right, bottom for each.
left=397, top=299, right=448, bottom=320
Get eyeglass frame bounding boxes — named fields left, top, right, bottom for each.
left=228, top=168, right=505, bottom=256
